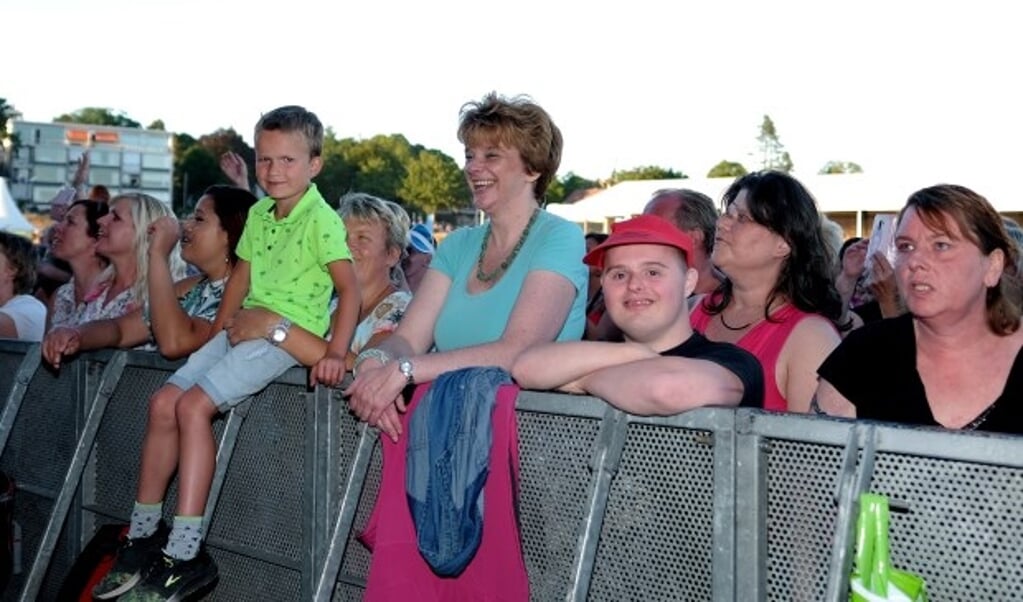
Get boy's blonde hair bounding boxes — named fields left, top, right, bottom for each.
left=255, top=105, right=324, bottom=157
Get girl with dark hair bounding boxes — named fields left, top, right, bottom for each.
left=42, top=185, right=258, bottom=362
left=690, top=170, right=844, bottom=413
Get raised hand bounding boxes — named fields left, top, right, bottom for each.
left=72, top=150, right=91, bottom=188
left=867, top=253, right=901, bottom=318
left=219, top=151, right=249, bottom=190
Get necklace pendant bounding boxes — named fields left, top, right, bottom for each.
left=475, top=207, right=541, bottom=283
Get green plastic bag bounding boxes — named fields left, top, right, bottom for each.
left=850, top=493, right=927, bottom=602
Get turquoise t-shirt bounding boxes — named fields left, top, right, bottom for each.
left=431, top=210, right=587, bottom=351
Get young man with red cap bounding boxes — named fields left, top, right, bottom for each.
left=513, top=215, right=763, bottom=413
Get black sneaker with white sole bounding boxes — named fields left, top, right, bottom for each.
left=91, top=522, right=169, bottom=600
left=118, top=550, right=219, bottom=602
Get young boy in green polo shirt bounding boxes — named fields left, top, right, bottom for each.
left=94, top=105, right=360, bottom=601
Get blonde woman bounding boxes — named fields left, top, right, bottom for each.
left=87, top=193, right=187, bottom=322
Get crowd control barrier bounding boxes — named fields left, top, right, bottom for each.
left=0, top=341, right=1020, bottom=601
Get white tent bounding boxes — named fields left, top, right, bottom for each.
left=0, top=177, right=35, bottom=234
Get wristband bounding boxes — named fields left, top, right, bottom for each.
left=353, top=348, right=392, bottom=376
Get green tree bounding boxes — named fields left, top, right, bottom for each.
left=317, top=133, right=472, bottom=214
left=176, top=145, right=222, bottom=213
left=707, top=160, right=748, bottom=178
left=819, top=160, right=863, bottom=174
left=399, top=150, right=468, bottom=215
left=608, top=165, right=686, bottom=185
left=0, top=98, right=21, bottom=177
left=756, top=115, right=793, bottom=173
left=147, top=119, right=166, bottom=131
left=199, top=128, right=251, bottom=161
left=0, top=98, right=18, bottom=140
left=546, top=172, right=599, bottom=204
left=316, top=129, right=358, bottom=206
left=340, top=134, right=414, bottom=200
left=53, top=107, right=142, bottom=128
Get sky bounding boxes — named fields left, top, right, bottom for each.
left=5, top=0, right=1021, bottom=186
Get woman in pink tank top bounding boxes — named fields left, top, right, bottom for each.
left=691, top=171, right=848, bottom=412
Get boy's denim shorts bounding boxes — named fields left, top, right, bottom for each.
left=166, top=331, right=297, bottom=412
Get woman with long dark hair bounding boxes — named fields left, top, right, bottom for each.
left=690, top=170, right=845, bottom=412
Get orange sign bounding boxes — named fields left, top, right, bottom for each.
left=93, top=131, right=119, bottom=144
left=65, top=130, right=89, bottom=144
left=64, top=129, right=120, bottom=144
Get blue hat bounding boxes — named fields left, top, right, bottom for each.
left=410, top=224, right=435, bottom=254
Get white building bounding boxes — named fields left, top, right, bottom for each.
left=549, top=173, right=1023, bottom=237
left=2, top=120, right=174, bottom=208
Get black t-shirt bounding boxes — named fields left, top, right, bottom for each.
left=660, top=333, right=765, bottom=409
left=818, top=314, right=1023, bottom=435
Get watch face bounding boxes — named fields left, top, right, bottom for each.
left=271, top=327, right=286, bottom=344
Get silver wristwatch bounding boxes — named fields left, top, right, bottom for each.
left=397, top=358, right=415, bottom=384
left=268, top=318, right=292, bottom=346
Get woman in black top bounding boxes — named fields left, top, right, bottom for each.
left=816, top=184, right=1023, bottom=435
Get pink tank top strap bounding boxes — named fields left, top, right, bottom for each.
left=739, top=304, right=817, bottom=412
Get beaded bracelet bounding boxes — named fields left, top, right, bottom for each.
left=353, top=348, right=392, bottom=376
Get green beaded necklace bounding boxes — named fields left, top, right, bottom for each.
left=475, top=207, right=541, bottom=283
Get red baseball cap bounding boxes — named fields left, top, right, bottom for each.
left=583, top=214, right=695, bottom=269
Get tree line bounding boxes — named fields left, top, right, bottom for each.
left=0, top=99, right=863, bottom=215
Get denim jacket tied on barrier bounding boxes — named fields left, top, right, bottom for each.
left=405, top=366, right=513, bottom=576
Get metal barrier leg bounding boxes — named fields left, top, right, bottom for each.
left=733, top=410, right=767, bottom=602
left=710, top=414, right=737, bottom=602
left=312, top=422, right=376, bottom=601
left=17, top=351, right=128, bottom=602
left=201, top=399, right=252, bottom=530
left=566, top=408, right=628, bottom=602
left=823, top=424, right=877, bottom=602
left=0, top=344, right=41, bottom=456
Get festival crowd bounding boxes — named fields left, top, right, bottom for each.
left=0, top=94, right=1019, bottom=601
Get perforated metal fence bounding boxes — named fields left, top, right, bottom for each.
left=1, top=340, right=1021, bottom=601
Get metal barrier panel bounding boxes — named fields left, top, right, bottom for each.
left=330, top=388, right=381, bottom=600
left=328, top=444, right=380, bottom=602
left=588, top=418, right=718, bottom=601
left=86, top=364, right=193, bottom=521
left=2, top=343, right=1022, bottom=601
left=738, top=411, right=854, bottom=602
left=204, top=379, right=313, bottom=600
left=515, top=392, right=607, bottom=601
left=77, top=353, right=317, bottom=601
left=866, top=426, right=1023, bottom=601
left=0, top=347, right=25, bottom=404
left=763, top=438, right=844, bottom=601
left=0, top=350, right=95, bottom=601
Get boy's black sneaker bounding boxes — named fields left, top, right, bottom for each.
left=119, top=550, right=219, bottom=602
left=92, top=521, right=169, bottom=599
